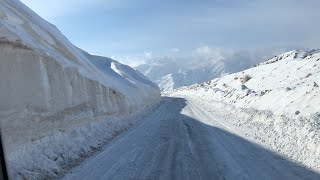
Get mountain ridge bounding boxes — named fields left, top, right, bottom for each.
left=136, top=51, right=266, bottom=91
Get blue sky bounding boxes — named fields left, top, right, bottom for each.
left=20, top=0, right=320, bottom=66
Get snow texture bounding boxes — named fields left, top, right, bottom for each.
left=170, top=49, right=320, bottom=173
left=0, top=0, right=160, bottom=179
left=62, top=97, right=320, bottom=180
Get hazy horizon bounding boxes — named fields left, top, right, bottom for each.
left=20, top=0, right=320, bottom=66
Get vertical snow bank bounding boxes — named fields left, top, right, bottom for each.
left=0, top=43, right=130, bottom=151
left=0, top=0, right=160, bottom=179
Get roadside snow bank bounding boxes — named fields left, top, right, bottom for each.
left=169, top=49, right=320, bottom=172
left=8, top=101, right=162, bottom=180
left=0, top=0, right=160, bottom=179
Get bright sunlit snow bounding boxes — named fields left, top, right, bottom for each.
left=0, top=0, right=319, bottom=179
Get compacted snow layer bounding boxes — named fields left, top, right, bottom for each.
left=170, top=49, right=320, bottom=172
left=62, top=97, right=320, bottom=180
left=8, top=102, right=161, bottom=180
left=0, top=0, right=160, bottom=179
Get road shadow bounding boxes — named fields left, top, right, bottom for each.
left=164, top=96, right=320, bottom=180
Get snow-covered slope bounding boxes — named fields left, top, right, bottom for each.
left=170, top=49, right=320, bottom=172
left=136, top=52, right=263, bottom=91
left=82, top=51, right=160, bottom=111
left=175, top=49, right=320, bottom=117
left=0, top=0, right=160, bottom=179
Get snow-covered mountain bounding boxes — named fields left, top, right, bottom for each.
left=173, top=49, right=320, bottom=117
left=136, top=51, right=265, bottom=91
left=0, top=0, right=160, bottom=179
left=170, top=49, right=320, bottom=172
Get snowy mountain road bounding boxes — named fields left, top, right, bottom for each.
left=61, top=97, right=320, bottom=180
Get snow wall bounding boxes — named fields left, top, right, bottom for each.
left=0, top=0, right=160, bottom=178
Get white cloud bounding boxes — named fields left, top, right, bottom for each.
left=194, top=46, right=232, bottom=60
left=195, top=46, right=212, bottom=56
left=19, top=0, right=320, bottom=65
left=169, top=48, right=180, bottom=53
left=144, top=52, right=153, bottom=59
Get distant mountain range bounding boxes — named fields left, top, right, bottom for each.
left=136, top=51, right=270, bottom=91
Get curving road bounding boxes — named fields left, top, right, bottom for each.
left=62, top=97, right=320, bottom=180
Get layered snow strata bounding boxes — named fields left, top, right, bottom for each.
left=0, top=0, right=160, bottom=178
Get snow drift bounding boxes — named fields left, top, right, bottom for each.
left=170, top=49, right=320, bottom=172
left=0, top=0, right=160, bottom=179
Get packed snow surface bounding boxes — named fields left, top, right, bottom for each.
left=1, top=0, right=319, bottom=179
left=62, top=97, right=320, bottom=180
left=0, top=0, right=160, bottom=179
left=61, top=50, right=320, bottom=179
left=170, top=49, right=320, bottom=173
